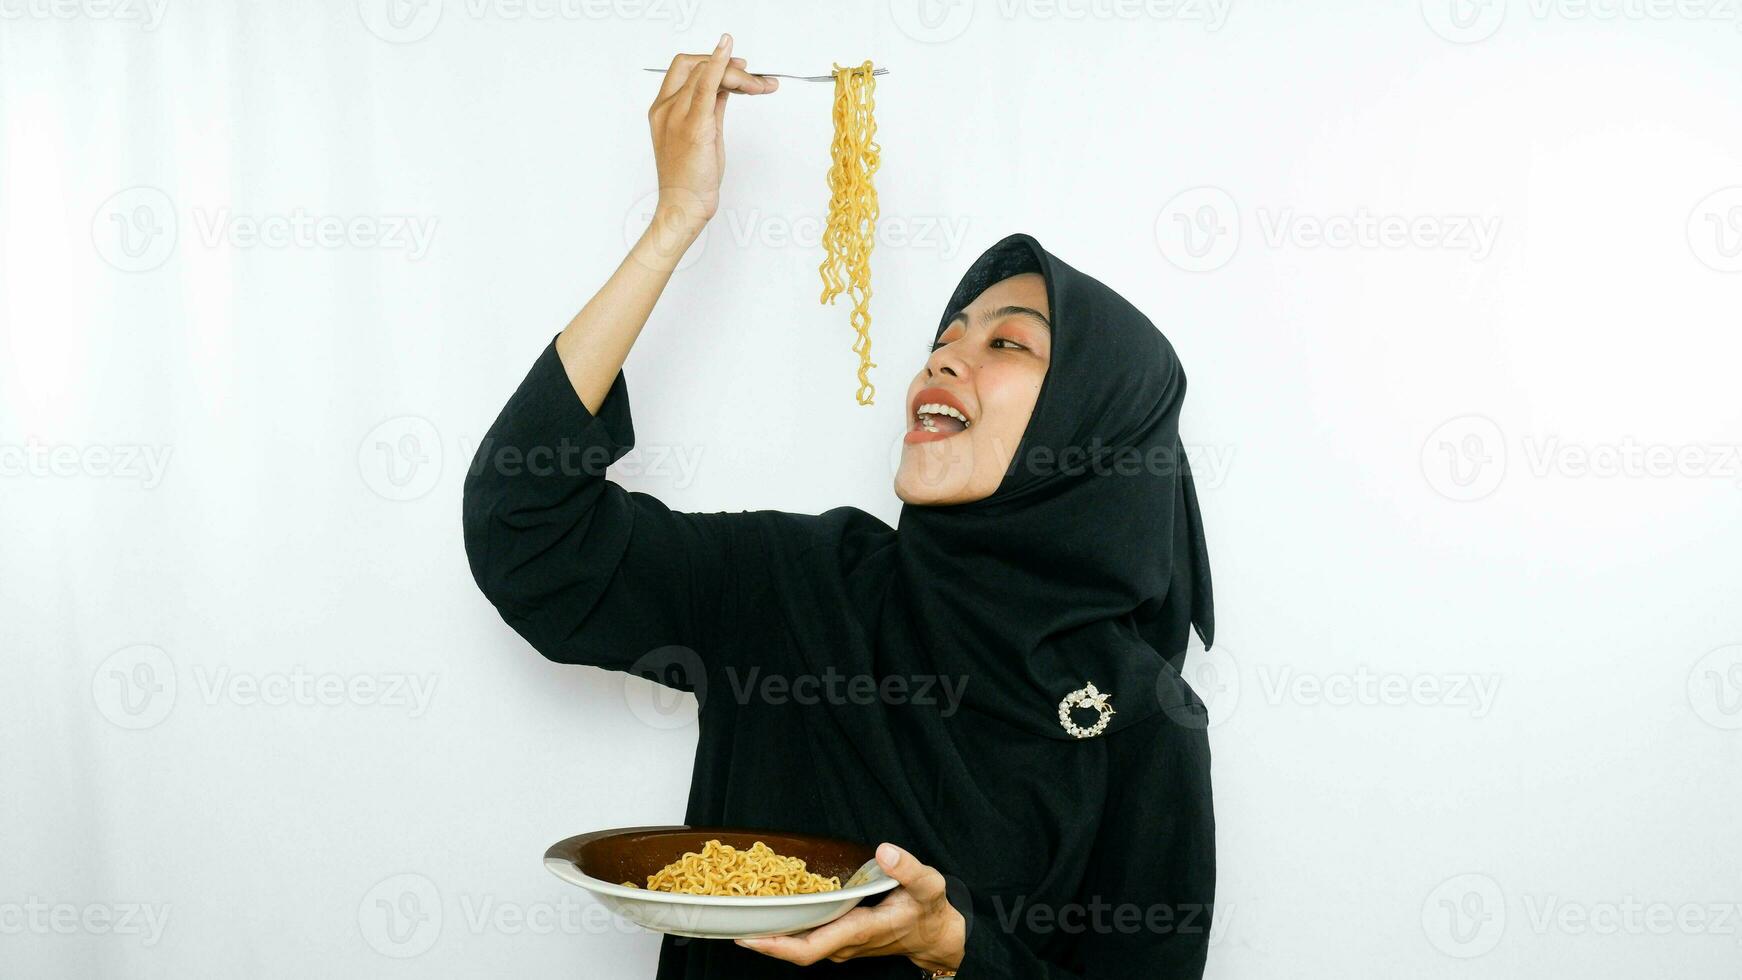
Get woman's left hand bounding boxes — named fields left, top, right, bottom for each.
left=734, top=842, right=967, bottom=972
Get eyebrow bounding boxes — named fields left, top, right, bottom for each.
left=945, top=305, right=1052, bottom=333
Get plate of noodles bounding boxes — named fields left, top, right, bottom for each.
left=544, top=825, right=900, bottom=939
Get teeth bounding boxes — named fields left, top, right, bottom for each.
left=913, top=402, right=971, bottom=429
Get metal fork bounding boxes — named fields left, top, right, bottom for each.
left=642, top=67, right=888, bottom=82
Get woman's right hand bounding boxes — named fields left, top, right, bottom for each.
left=648, top=33, right=778, bottom=232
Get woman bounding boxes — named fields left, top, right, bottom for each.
left=462, top=36, right=1217, bottom=979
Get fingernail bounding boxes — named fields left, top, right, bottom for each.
left=878, top=843, right=898, bottom=866
left=718, top=32, right=730, bottom=46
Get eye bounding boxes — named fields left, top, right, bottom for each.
left=928, top=336, right=1028, bottom=352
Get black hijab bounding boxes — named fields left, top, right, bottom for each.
left=889, top=231, right=1215, bottom=740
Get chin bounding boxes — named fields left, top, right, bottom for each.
left=894, top=453, right=983, bottom=506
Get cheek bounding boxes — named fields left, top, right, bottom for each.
left=991, top=364, right=1046, bottom=409
left=974, top=368, right=1045, bottom=451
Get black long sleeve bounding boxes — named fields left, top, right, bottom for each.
left=461, top=337, right=754, bottom=687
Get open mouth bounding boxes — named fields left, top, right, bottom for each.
left=915, top=402, right=971, bottom=434
left=906, top=388, right=974, bottom=445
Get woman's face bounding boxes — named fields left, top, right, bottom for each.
left=895, top=272, right=1052, bottom=505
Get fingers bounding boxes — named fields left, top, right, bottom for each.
left=655, top=45, right=777, bottom=113
left=737, top=905, right=906, bottom=967
left=716, top=58, right=743, bottom=120
left=657, top=50, right=694, bottom=101
left=876, top=843, right=949, bottom=905
left=726, top=63, right=777, bottom=94
left=685, top=33, right=733, bottom=115
left=735, top=846, right=954, bottom=967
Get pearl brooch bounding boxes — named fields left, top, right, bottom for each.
left=1057, top=681, right=1116, bottom=738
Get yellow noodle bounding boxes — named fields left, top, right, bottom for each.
left=818, top=59, right=881, bottom=405
left=619, top=839, right=843, bottom=897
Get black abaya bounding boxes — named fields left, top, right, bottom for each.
left=462, top=233, right=1217, bottom=978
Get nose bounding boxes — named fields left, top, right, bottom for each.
left=925, top=343, right=965, bottom=380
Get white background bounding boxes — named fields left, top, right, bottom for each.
left=4, top=1, right=1742, bottom=977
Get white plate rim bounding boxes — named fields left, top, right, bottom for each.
left=543, top=857, right=900, bottom=907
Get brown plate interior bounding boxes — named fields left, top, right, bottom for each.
left=547, top=825, right=876, bottom=890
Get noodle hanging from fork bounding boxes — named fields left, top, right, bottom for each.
left=818, top=60, right=882, bottom=406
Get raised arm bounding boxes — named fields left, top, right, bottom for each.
left=555, top=34, right=776, bottom=413
left=461, top=37, right=779, bottom=686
